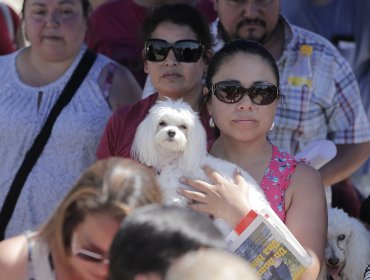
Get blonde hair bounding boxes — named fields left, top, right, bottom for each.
left=38, top=157, right=162, bottom=266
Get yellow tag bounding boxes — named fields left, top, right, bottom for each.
left=288, top=76, right=312, bottom=88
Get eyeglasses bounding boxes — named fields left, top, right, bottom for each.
left=209, top=81, right=279, bottom=105
left=144, top=39, right=204, bottom=63
left=73, top=248, right=110, bottom=264
left=71, top=234, right=109, bottom=265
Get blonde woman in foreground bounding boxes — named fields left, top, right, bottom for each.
left=0, top=158, right=162, bottom=280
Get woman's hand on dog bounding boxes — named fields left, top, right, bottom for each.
left=179, top=165, right=253, bottom=228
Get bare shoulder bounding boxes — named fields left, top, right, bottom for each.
left=100, top=62, right=142, bottom=110
left=110, top=63, right=133, bottom=80
left=0, top=235, right=29, bottom=279
left=291, top=162, right=323, bottom=190
left=285, top=162, right=325, bottom=209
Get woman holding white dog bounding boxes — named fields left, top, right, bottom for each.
left=179, top=40, right=327, bottom=279
left=97, top=4, right=214, bottom=159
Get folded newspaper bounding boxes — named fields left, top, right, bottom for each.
left=225, top=207, right=312, bottom=280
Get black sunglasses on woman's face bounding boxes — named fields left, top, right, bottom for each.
left=144, top=39, right=204, bottom=63
left=209, top=80, right=279, bottom=105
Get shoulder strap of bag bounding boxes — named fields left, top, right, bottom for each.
left=0, top=50, right=97, bottom=240
left=0, top=3, right=15, bottom=41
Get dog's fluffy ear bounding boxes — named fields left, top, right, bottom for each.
left=131, top=112, right=159, bottom=167
left=345, top=215, right=370, bottom=277
left=179, top=114, right=207, bottom=170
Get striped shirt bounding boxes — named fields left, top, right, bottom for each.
left=364, top=265, right=370, bottom=280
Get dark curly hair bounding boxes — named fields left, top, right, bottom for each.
left=143, top=3, right=213, bottom=55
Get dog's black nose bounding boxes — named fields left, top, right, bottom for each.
left=168, top=130, right=176, bottom=138
left=328, top=257, right=339, bottom=266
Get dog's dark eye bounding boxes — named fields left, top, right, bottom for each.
left=338, top=234, right=345, bottom=241
left=179, top=125, right=187, bottom=130
left=159, top=121, right=167, bottom=126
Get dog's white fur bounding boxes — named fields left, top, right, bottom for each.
left=131, top=99, right=270, bottom=235
left=325, top=207, right=370, bottom=280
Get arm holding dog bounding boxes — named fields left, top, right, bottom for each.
left=181, top=163, right=327, bottom=280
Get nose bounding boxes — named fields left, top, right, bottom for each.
left=95, top=262, right=109, bottom=279
left=45, top=11, right=60, bottom=26
left=168, top=130, right=176, bottom=138
left=237, top=94, right=255, bottom=111
left=241, top=1, right=259, bottom=18
left=164, top=49, right=178, bottom=66
left=328, top=257, right=340, bottom=266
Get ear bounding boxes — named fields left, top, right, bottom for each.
left=131, top=113, right=159, bottom=167
left=203, top=87, right=213, bottom=115
left=346, top=218, right=370, bottom=273
left=205, top=49, right=214, bottom=65
left=179, top=115, right=207, bottom=170
left=203, top=86, right=209, bottom=97
left=142, top=50, right=149, bottom=74
left=212, top=0, right=218, bottom=12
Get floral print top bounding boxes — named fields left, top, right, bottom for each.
left=207, top=140, right=298, bottom=223
left=261, top=145, right=298, bottom=222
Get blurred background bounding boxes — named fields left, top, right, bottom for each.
left=2, top=0, right=22, bottom=13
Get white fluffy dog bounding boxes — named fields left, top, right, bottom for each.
left=131, top=99, right=269, bottom=235
left=325, top=207, right=370, bottom=280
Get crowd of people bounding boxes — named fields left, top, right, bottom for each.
left=0, top=0, right=369, bottom=279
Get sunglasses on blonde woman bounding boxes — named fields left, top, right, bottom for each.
left=144, top=39, right=204, bottom=63
left=209, top=81, right=279, bottom=105
left=73, top=248, right=110, bottom=264
left=71, top=234, right=109, bottom=264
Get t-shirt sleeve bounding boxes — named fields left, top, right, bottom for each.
left=96, top=109, right=124, bottom=159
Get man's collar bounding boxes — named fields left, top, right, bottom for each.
left=210, top=18, right=224, bottom=52
left=279, top=15, right=295, bottom=52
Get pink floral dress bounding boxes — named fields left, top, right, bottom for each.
left=207, top=141, right=298, bottom=223
left=261, top=145, right=298, bottom=222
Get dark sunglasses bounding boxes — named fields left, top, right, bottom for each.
left=144, top=39, right=204, bottom=63
left=209, top=81, right=279, bottom=105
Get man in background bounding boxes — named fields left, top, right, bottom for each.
left=210, top=0, right=370, bottom=216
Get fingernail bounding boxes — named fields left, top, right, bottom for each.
left=235, top=167, right=242, bottom=174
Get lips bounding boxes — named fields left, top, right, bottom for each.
left=233, top=118, right=257, bottom=123
left=238, top=19, right=265, bottom=29
left=162, top=72, right=181, bottom=79
left=42, top=35, right=62, bottom=41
